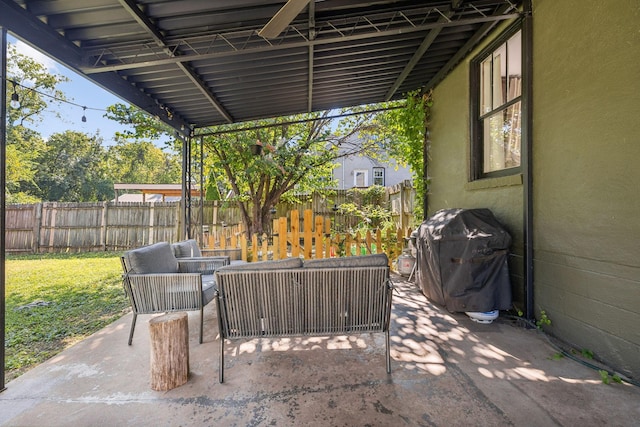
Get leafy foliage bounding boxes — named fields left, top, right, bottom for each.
left=201, top=110, right=385, bottom=236
left=26, top=131, right=113, bottom=201
left=106, top=140, right=181, bottom=184
left=367, top=90, right=432, bottom=220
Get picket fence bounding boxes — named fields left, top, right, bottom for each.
left=207, top=209, right=409, bottom=263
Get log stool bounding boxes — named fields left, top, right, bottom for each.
left=149, top=312, right=189, bottom=391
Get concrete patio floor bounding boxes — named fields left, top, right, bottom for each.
left=1, top=275, right=639, bottom=426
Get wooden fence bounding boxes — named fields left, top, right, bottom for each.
left=5, top=184, right=415, bottom=258
left=6, top=202, right=181, bottom=253
left=215, top=209, right=408, bottom=263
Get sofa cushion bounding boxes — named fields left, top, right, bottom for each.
left=303, top=253, right=389, bottom=269
left=217, top=257, right=303, bottom=272
left=172, top=239, right=202, bottom=258
left=125, top=242, right=179, bottom=274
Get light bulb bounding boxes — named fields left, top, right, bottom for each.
left=10, top=92, right=20, bottom=109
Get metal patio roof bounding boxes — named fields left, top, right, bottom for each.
left=1, top=0, right=522, bottom=134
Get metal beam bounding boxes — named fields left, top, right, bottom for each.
left=81, top=13, right=521, bottom=74
left=0, top=0, right=190, bottom=134
left=384, top=13, right=453, bottom=101
left=117, top=0, right=233, bottom=123
left=423, top=3, right=519, bottom=91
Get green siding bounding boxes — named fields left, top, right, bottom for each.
left=427, top=0, right=640, bottom=378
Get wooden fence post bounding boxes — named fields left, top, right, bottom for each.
left=290, top=210, right=300, bottom=258
left=303, top=209, right=313, bottom=259
left=33, top=203, right=42, bottom=253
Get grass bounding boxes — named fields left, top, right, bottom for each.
left=5, top=252, right=129, bottom=382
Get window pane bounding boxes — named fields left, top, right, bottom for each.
left=354, top=170, right=367, bottom=187
left=492, top=44, right=507, bottom=109
left=483, top=101, right=521, bottom=172
left=507, top=31, right=522, bottom=102
left=480, top=58, right=492, bottom=114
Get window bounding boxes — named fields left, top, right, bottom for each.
left=353, top=170, right=368, bottom=187
left=472, top=28, right=523, bottom=179
left=373, top=167, right=385, bottom=186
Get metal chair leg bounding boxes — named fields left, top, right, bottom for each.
left=128, top=313, right=137, bottom=345
left=385, top=329, right=391, bottom=374
left=219, top=338, right=224, bottom=383
left=199, top=306, right=204, bottom=344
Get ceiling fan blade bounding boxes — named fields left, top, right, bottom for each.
left=258, top=0, right=311, bottom=39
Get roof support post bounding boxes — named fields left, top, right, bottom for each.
left=522, top=0, right=534, bottom=321
left=181, top=133, right=192, bottom=240
left=1, top=25, right=8, bottom=393
left=199, top=135, right=204, bottom=246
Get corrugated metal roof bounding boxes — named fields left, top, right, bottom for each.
left=1, top=0, right=522, bottom=133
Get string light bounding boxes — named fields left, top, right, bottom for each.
left=10, top=81, right=20, bottom=109
left=5, top=77, right=182, bottom=128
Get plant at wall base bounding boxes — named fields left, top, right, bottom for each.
left=598, top=370, right=622, bottom=385
left=536, top=310, right=551, bottom=330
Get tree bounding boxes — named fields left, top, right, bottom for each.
left=5, top=43, right=69, bottom=201
left=106, top=140, right=181, bottom=184
left=203, top=111, right=382, bottom=236
left=5, top=125, right=44, bottom=203
left=29, top=131, right=111, bottom=201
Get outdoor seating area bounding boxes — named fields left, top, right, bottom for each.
left=1, top=275, right=639, bottom=426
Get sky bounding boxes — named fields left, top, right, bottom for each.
left=9, top=35, right=142, bottom=146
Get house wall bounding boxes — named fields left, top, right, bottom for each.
left=333, top=155, right=412, bottom=189
left=427, top=0, right=640, bottom=378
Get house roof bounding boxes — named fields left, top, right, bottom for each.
left=1, top=0, right=523, bottom=133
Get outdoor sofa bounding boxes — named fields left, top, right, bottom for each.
left=214, top=253, right=394, bottom=383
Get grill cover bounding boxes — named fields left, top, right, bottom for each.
left=415, top=208, right=512, bottom=312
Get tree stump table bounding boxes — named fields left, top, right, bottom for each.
left=149, top=312, right=189, bottom=391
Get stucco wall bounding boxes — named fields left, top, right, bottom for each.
left=428, top=27, right=525, bottom=304
left=427, top=0, right=640, bottom=378
left=531, top=0, right=640, bottom=378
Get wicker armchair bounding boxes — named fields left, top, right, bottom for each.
left=121, top=241, right=230, bottom=345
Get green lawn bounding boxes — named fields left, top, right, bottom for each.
left=5, top=252, right=129, bottom=382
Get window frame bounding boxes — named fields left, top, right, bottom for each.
left=353, top=169, right=368, bottom=187
left=470, top=23, right=525, bottom=181
left=373, top=167, right=385, bottom=186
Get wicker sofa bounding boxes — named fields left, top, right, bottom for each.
left=214, top=253, right=394, bottom=383
left=121, top=241, right=230, bottom=345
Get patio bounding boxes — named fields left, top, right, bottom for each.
left=1, top=275, right=638, bottom=426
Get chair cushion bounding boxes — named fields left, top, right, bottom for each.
left=303, top=253, right=389, bottom=269
left=125, top=242, right=179, bottom=273
left=217, top=257, right=303, bottom=271
left=201, top=274, right=216, bottom=305
left=172, top=239, right=202, bottom=258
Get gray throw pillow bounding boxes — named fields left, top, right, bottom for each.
left=126, top=242, right=179, bottom=273
left=171, top=239, right=202, bottom=258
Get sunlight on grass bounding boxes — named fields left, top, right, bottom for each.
left=5, top=252, right=129, bottom=382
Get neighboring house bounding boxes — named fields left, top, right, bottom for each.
left=333, top=144, right=412, bottom=189
left=426, top=1, right=639, bottom=379
left=113, top=183, right=200, bottom=203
